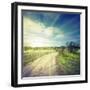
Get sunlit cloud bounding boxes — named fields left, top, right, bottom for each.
left=23, top=17, right=63, bottom=47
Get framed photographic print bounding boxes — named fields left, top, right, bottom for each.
left=11, top=2, right=88, bottom=87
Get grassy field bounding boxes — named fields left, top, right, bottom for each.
left=23, top=48, right=56, bottom=66
left=56, top=50, right=80, bottom=75
left=23, top=47, right=80, bottom=75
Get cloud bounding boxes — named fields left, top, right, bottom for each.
left=23, top=16, right=65, bottom=47
left=24, top=17, right=45, bottom=33
left=23, top=17, right=54, bottom=46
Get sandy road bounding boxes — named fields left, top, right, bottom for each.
left=23, top=52, right=59, bottom=77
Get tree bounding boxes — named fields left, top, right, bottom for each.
left=66, top=41, right=80, bottom=52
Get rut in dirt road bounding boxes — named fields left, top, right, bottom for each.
left=23, top=52, right=60, bottom=77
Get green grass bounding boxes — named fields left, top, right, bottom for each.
left=23, top=48, right=55, bottom=66
left=56, top=50, right=80, bottom=75
left=23, top=47, right=80, bottom=75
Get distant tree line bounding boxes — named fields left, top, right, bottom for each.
left=66, top=41, right=80, bottom=52
left=24, top=41, right=80, bottom=53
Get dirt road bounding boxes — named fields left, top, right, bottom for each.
left=23, top=52, right=59, bottom=77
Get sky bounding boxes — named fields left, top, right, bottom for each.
left=22, top=10, right=80, bottom=47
